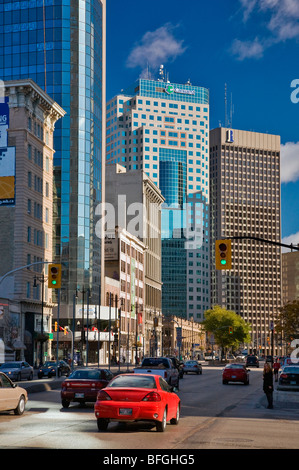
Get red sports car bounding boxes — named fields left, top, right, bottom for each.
left=61, top=368, right=114, bottom=408
left=222, top=364, right=250, bottom=385
left=94, top=373, right=180, bottom=432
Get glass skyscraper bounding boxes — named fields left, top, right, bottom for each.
left=106, top=77, right=210, bottom=321
left=0, top=0, right=106, bottom=311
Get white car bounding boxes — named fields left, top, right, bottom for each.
left=0, top=372, right=28, bottom=415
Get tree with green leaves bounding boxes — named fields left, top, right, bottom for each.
left=203, top=305, right=251, bottom=357
left=275, top=299, right=299, bottom=342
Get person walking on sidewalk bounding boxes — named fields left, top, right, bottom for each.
left=273, top=358, right=280, bottom=382
left=263, top=362, right=274, bottom=409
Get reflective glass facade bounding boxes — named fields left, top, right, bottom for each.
left=106, top=78, right=210, bottom=321
left=0, top=0, right=105, bottom=308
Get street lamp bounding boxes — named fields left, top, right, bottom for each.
left=33, top=273, right=46, bottom=366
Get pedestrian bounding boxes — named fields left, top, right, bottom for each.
left=263, top=362, right=274, bottom=409
left=273, top=357, right=280, bottom=382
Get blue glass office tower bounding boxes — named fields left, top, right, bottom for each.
left=106, top=78, right=210, bottom=321
left=0, top=0, right=106, bottom=309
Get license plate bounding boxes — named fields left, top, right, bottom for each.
left=75, top=393, right=84, bottom=398
left=291, top=381, right=296, bottom=385
left=232, top=376, right=236, bottom=378
left=119, top=408, right=132, bottom=415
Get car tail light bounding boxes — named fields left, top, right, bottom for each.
left=280, top=374, right=287, bottom=379
left=97, top=390, right=112, bottom=401
left=142, top=392, right=161, bottom=402
left=164, top=371, right=168, bottom=379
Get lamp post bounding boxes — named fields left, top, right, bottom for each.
left=34, top=273, right=46, bottom=366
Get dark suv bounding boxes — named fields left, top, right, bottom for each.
left=245, top=355, right=259, bottom=368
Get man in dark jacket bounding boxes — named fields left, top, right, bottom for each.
left=263, top=362, right=274, bottom=409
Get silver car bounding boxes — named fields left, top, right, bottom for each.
left=0, top=361, right=34, bottom=381
left=183, top=360, right=203, bottom=375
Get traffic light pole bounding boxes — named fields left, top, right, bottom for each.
left=229, top=236, right=299, bottom=251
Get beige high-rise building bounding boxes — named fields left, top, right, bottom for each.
left=282, top=251, right=299, bottom=304
left=210, top=127, right=281, bottom=354
left=0, top=80, right=65, bottom=365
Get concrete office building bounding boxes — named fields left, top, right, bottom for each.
left=0, top=79, right=65, bottom=365
left=282, top=251, right=299, bottom=304
left=210, top=127, right=282, bottom=353
left=0, top=1, right=107, bottom=314
left=105, top=164, right=164, bottom=355
left=106, top=76, right=210, bottom=321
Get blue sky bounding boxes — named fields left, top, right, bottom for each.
left=106, top=0, right=299, bottom=244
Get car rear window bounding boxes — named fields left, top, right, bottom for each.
left=226, top=364, right=244, bottom=369
left=284, top=367, right=299, bottom=374
left=68, top=370, right=102, bottom=380
left=142, top=358, right=170, bottom=368
left=109, top=375, right=157, bottom=389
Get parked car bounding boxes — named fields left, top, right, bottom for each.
left=245, top=355, right=259, bottom=368
left=0, top=361, right=33, bottom=381
left=0, top=372, right=28, bottom=415
left=94, top=373, right=180, bottom=432
left=222, top=364, right=250, bottom=385
left=38, top=360, right=71, bottom=379
left=278, top=366, right=299, bottom=390
left=183, top=360, right=202, bottom=375
left=61, top=368, right=114, bottom=408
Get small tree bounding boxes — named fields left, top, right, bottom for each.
left=275, top=299, right=299, bottom=342
left=203, top=305, right=251, bottom=358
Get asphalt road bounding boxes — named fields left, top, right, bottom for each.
left=0, top=363, right=299, bottom=453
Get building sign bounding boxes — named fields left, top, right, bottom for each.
left=164, top=84, right=195, bottom=96
left=0, top=97, right=15, bottom=206
left=226, top=129, right=234, bottom=143
left=104, top=232, right=119, bottom=260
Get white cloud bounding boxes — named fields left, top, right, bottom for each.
left=232, top=0, right=299, bottom=60
left=280, top=142, right=299, bottom=183
left=231, top=37, right=265, bottom=60
left=126, top=24, right=186, bottom=74
left=281, top=231, right=299, bottom=252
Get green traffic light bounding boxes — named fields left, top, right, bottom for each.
left=52, top=280, right=57, bottom=285
left=221, top=259, right=227, bottom=265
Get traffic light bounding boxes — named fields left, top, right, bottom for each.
left=54, top=321, right=58, bottom=332
left=229, top=326, right=233, bottom=334
left=215, top=239, right=232, bottom=270
left=48, top=263, right=61, bottom=288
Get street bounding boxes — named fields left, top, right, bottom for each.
left=0, top=364, right=299, bottom=453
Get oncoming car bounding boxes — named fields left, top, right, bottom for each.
left=0, top=372, right=28, bottom=415
left=222, top=364, right=250, bottom=385
left=94, top=373, right=180, bottom=432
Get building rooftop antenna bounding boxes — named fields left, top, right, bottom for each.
left=158, top=64, right=164, bottom=82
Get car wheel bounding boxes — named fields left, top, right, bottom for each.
left=200, top=370, right=202, bottom=375
left=38, top=373, right=43, bottom=379
left=223, top=380, right=228, bottom=384
left=170, top=404, right=180, bottom=425
left=156, top=408, right=167, bottom=432
left=62, top=399, right=70, bottom=408
left=17, top=373, right=21, bottom=382
left=28, top=372, right=33, bottom=380
left=97, top=419, right=109, bottom=431
left=245, top=379, right=249, bottom=385
left=14, top=395, right=26, bottom=415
